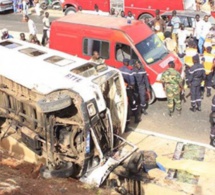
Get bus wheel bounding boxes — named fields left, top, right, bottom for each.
left=65, top=7, right=76, bottom=15
left=147, top=87, right=156, bottom=105
left=138, top=13, right=153, bottom=20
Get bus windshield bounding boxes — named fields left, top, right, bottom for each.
left=135, top=34, right=168, bottom=65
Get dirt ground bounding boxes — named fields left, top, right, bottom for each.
left=0, top=148, right=108, bottom=195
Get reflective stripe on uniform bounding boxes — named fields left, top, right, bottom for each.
left=189, top=68, right=205, bottom=74
left=121, top=71, right=133, bottom=75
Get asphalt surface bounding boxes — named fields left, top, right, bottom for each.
left=0, top=9, right=62, bottom=35
left=0, top=10, right=213, bottom=146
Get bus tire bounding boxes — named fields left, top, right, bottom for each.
left=40, top=163, right=74, bottom=178
left=138, top=13, right=153, bottom=20
left=148, top=87, right=156, bottom=105
left=65, top=6, right=76, bottom=15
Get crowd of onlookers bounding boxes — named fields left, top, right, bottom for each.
left=12, top=0, right=40, bottom=16
left=1, top=9, right=50, bottom=46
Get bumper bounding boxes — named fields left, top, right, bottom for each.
left=151, top=82, right=166, bottom=99
left=0, top=4, right=13, bottom=12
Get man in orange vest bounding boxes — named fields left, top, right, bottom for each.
left=202, top=46, right=214, bottom=97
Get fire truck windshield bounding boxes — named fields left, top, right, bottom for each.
left=135, top=34, right=168, bottom=65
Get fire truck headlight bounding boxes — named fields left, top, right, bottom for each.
left=87, top=102, right=96, bottom=117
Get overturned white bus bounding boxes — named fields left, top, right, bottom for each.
left=0, top=39, right=128, bottom=178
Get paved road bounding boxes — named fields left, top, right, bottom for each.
left=1, top=10, right=213, bottom=146
left=0, top=9, right=63, bottom=36
left=131, top=91, right=212, bottom=145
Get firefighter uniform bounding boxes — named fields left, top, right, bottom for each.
left=184, top=47, right=198, bottom=87
left=188, top=55, right=206, bottom=111
left=203, top=50, right=214, bottom=97
left=211, top=95, right=215, bottom=146
left=132, top=65, right=150, bottom=114
left=212, top=95, right=215, bottom=112
left=120, top=59, right=141, bottom=123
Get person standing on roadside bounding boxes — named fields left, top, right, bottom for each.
left=144, top=17, right=152, bottom=28
left=22, top=0, right=28, bottom=17
left=25, top=15, right=37, bottom=42
left=202, top=46, right=214, bottom=97
left=152, top=9, right=166, bottom=32
left=188, top=55, right=206, bottom=112
left=193, top=14, right=203, bottom=51
left=198, top=15, right=212, bottom=55
left=1, top=29, right=13, bottom=40
left=161, top=61, right=183, bottom=117
left=163, top=31, right=177, bottom=55
left=20, top=32, right=27, bottom=41
left=132, top=60, right=150, bottom=115
left=41, top=12, right=50, bottom=46
left=13, top=0, right=18, bottom=13
left=120, top=59, right=141, bottom=124
left=176, top=24, right=190, bottom=56
left=171, top=10, right=181, bottom=51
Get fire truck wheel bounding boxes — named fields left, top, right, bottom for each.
left=65, top=7, right=76, bottom=15
left=40, top=162, right=74, bottom=178
left=138, top=13, right=153, bottom=20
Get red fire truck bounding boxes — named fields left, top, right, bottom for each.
left=61, top=0, right=206, bottom=18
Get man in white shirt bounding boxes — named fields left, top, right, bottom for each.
left=25, top=15, right=37, bottom=41
left=198, top=15, right=212, bottom=54
left=193, top=14, right=203, bottom=51
left=177, top=24, right=190, bottom=55
left=41, top=12, right=50, bottom=46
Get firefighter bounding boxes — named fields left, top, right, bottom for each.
left=209, top=110, right=215, bottom=147
left=188, top=55, right=206, bottom=112
left=202, top=46, right=214, bottom=97
left=184, top=40, right=198, bottom=88
left=119, top=59, right=141, bottom=123
left=132, top=60, right=150, bottom=115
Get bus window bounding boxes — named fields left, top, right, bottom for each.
left=0, top=40, right=21, bottom=49
left=19, top=47, right=46, bottom=57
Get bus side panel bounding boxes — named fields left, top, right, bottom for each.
left=50, top=22, right=83, bottom=57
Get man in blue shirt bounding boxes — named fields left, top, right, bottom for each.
left=171, top=10, right=181, bottom=52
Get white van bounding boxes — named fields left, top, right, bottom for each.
left=0, top=0, right=13, bottom=12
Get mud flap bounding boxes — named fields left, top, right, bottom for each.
left=79, top=135, right=138, bottom=186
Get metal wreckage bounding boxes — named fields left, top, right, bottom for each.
left=0, top=40, right=155, bottom=194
